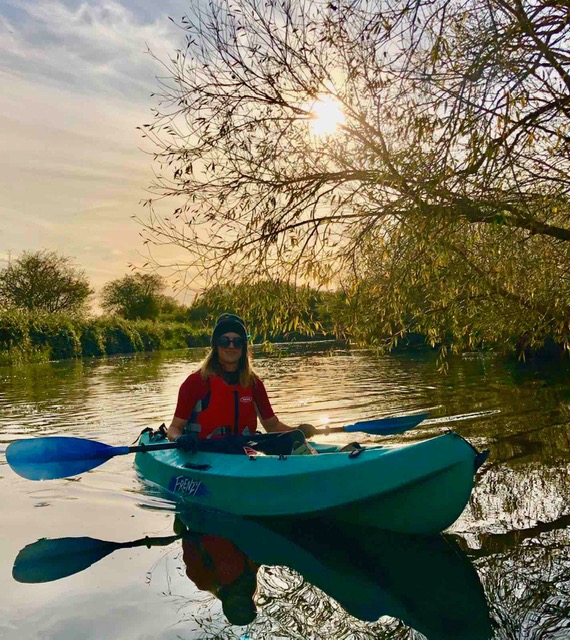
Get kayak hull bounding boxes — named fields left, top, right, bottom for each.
left=134, top=431, right=481, bottom=534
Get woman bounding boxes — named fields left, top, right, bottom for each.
left=167, top=313, right=315, bottom=453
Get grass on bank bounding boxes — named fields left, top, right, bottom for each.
left=0, top=310, right=211, bottom=365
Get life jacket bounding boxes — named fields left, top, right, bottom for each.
left=196, top=375, right=258, bottom=439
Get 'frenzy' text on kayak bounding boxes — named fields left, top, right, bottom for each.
left=169, top=476, right=208, bottom=497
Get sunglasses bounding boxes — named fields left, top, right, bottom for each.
left=216, top=336, right=246, bottom=348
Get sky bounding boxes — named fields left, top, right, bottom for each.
left=0, top=0, right=193, bottom=300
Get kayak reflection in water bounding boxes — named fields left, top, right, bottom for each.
left=174, top=516, right=259, bottom=626
left=166, top=313, right=316, bottom=455
left=13, top=506, right=492, bottom=638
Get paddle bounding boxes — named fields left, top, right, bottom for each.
left=6, top=436, right=179, bottom=481
left=13, top=533, right=180, bottom=584
left=313, top=412, right=429, bottom=436
left=6, top=412, right=428, bottom=481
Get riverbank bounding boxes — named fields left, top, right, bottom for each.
left=2, top=309, right=566, bottom=367
left=0, top=310, right=211, bottom=365
left=0, top=310, right=335, bottom=366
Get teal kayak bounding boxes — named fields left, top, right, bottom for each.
left=134, top=431, right=486, bottom=534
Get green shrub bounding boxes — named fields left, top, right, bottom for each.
left=184, top=327, right=211, bottom=347
left=0, top=310, right=212, bottom=364
left=134, top=321, right=165, bottom=351
left=101, top=320, right=144, bottom=355
left=0, top=310, right=28, bottom=350
left=80, top=323, right=106, bottom=357
left=27, top=314, right=83, bottom=360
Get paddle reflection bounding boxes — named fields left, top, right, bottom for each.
left=13, top=508, right=492, bottom=639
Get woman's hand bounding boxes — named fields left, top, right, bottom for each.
left=175, top=433, right=198, bottom=452
left=167, top=416, right=188, bottom=441
left=297, top=423, right=317, bottom=439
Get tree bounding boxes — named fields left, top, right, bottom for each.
left=138, top=0, right=570, bottom=355
left=189, top=281, right=334, bottom=339
left=101, top=273, right=166, bottom=320
left=0, top=250, right=92, bottom=314
left=159, top=295, right=191, bottom=322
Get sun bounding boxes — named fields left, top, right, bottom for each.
left=310, top=95, right=345, bottom=136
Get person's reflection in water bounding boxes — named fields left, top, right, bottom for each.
left=175, top=516, right=259, bottom=626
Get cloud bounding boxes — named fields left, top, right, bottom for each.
left=0, top=0, right=197, bottom=296
left=0, top=0, right=183, bottom=101
left=0, top=69, right=153, bottom=290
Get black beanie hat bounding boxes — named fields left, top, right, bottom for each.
left=211, top=313, right=248, bottom=345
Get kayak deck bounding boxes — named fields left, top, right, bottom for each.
left=134, top=431, right=482, bottom=534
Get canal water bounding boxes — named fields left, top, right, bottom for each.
left=0, top=343, right=568, bottom=639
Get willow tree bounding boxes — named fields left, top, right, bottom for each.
left=139, top=0, right=570, bottom=355
left=189, top=280, right=336, bottom=338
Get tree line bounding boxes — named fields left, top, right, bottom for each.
left=1, top=247, right=566, bottom=362
left=0, top=250, right=186, bottom=321
left=0, top=251, right=211, bottom=364
left=0, top=250, right=336, bottom=332
left=0, top=250, right=338, bottom=364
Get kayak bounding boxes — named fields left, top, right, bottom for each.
left=135, top=430, right=487, bottom=534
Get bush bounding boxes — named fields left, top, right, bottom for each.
left=101, top=320, right=144, bottom=355
left=80, top=324, right=106, bottom=357
left=0, top=310, right=209, bottom=364
left=26, top=313, right=83, bottom=360
left=0, top=309, right=28, bottom=351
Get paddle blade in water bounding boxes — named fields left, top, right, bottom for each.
left=344, top=412, right=430, bottom=435
left=13, top=537, right=118, bottom=583
left=6, top=437, right=129, bottom=480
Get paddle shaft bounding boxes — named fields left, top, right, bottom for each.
left=313, top=425, right=355, bottom=435
left=6, top=412, right=429, bottom=481
left=126, top=442, right=180, bottom=454
left=118, top=534, right=181, bottom=549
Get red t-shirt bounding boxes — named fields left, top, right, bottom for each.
left=174, top=370, right=275, bottom=423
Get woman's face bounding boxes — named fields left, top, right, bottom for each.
left=216, top=332, right=244, bottom=369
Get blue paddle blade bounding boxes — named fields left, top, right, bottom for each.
left=6, top=437, right=130, bottom=481
left=13, top=537, right=118, bottom=583
left=344, top=412, right=430, bottom=435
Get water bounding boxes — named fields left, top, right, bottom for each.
left=0, top=344, right=569, bottom=639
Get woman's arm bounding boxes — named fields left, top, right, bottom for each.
left=167, top=371, right=206, bottom=441
left=260, top=415, right=317, bottom=438
left=260, top=415, right=294, bottom=433
left=167, top=416, right=188, bottom=441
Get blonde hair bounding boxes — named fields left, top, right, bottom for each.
left=200, top=344, right=257, bottom=388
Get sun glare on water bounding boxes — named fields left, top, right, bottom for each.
left=310, top=95, right=345, bottom=136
